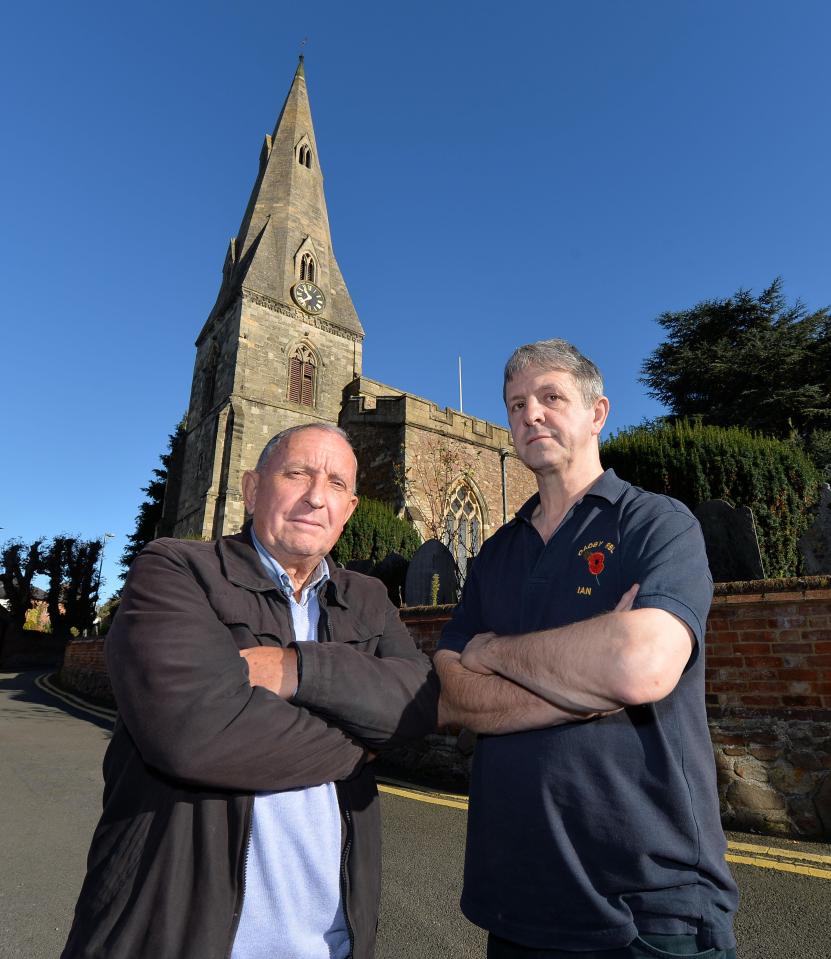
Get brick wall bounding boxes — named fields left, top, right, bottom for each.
left=399, top=605, right=455, bottom=656
left=387, top=606, right=470, bottom=786
left=59, top=638, right=114, bottom=705
left=58, top=581, right=831, bottom=838
left=703, top=580, right=831, bottom=838
left=705, top=585, right=831, bottom=713
left=401, top=579, right=831, bottom=840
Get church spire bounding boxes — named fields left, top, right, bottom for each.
left=209, top=58, right=362, bottom=337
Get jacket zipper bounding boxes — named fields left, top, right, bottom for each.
left=319, top=594, right=332, bottom=644
left=225, top=795, right=255, bottom=958
left=226, top=586, right=349, bottom=955
left=340, top=802, right=355, bottom=958
left=227, top=592, right=289, bottom=957
left=324, top=599, right=354, bottom=955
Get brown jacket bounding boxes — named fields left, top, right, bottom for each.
left=62, top=531, right=438, bottom=959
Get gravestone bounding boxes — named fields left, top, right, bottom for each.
left=404, top=540, right=457, bottom=606
left=372, top=552, right=409, bottom=607
left=799, top=483, right=831, bottom=574
left=694, top=500, right=765, bottom=582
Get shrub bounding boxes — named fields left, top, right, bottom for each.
left=600, top=420, right=821, bottom=578
left=331, top=498, right=421, bottom=567
left=803, top=429, right=831, bottom=482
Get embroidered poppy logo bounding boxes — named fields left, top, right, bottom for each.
left=587, top=551, right=605, bottom=576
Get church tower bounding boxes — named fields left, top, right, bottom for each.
left=171, top=57, right=364, bottom=538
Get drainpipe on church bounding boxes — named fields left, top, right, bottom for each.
left=500, top=449, right=510, bottom=525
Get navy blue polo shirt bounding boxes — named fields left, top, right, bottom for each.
left=438, top=469, right=738, bottom=951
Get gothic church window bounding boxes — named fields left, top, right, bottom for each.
left=300, top=252, right=316, bottom=282
left=288, top=345, right=317, bottom=407
left=443, top=482, right=482, bottom=583
left=298, top=144, right=312, bottom=169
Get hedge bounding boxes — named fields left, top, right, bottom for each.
left=600, top=420, right=821, bottom=578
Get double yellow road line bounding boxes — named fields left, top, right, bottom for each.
left=725, top=841, right=831, bottom=880
left=378, top=782, right=831, bottom=881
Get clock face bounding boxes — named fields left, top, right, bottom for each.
left=291, top=281, right=325, bottom=314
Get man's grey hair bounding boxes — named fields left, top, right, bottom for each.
left=255, top=424, right=357, bottom=491
left=503, top=339, right=604, bottom=408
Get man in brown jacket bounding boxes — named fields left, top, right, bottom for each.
left=62, top=424, right=438, bottom=959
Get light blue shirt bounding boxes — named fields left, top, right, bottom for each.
left=231, top=533, right=349, bottom=959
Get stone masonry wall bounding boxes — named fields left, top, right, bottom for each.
left=58, top=581, right=831, bottom=837
left=401, top=579, right=831, bottom=839
left=59, top=638, right=114, bottom=706
left=704, top=580, right=831, bottom=838
left=342, top=379, right=537, bottom=541
left=174, top=292, right=364, bottom=539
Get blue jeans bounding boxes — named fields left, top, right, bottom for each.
left=486, top=932, right=737, bottom=959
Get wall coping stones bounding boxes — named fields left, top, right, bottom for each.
left=713, top=575, right=830, bottom=599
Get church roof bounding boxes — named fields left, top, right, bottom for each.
left=208, top=57, right=363, bottom=337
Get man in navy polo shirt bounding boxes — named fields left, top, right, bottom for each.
left=436, top=340, right=738, bottom=958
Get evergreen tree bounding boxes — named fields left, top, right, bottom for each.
left=601, top=420, right=821, bottom=578
left=331, top=498, right=420, bottom=567
left=121, top=418, right=186, bottom=576
left=641, top=279, right=831, bottom=452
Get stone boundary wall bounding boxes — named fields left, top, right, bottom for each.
left=59, top=637, right=114, bottom=705
left=703, top=579, right=830, bottom=838
left=58, top=578, right=831, bottom=837
left=400, top=578, right=831, bottom=840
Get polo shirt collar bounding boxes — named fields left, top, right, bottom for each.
left=515, top=468, right=628, bottom=524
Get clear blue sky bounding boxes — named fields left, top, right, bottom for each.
left=3, top=0, right=830, bottom=597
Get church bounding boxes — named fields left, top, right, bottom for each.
left=167, top=57, right=535, bottom=577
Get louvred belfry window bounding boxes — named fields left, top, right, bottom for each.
left=300, top=252, right=316, bottom=282
left=289, top=347, right=316, bottom=406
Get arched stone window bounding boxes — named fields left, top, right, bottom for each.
left=288, top=344, right=317, bottom=407
left=443, top=481, right=483, bottom=582
left=300, top=252, right=316, bottom=282
left=298, top=144, right=312, bottom=169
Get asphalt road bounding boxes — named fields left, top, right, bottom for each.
left=1, top=671, right=829, bottom=959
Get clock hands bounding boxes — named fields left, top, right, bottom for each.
left=292, top=281, right=324, bottom=314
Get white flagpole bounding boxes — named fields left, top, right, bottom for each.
left=458, top=355, right=463, bottom=413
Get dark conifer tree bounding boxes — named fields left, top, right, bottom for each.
left=121, top=418, right=186, bottom=577
left=641, top=279, right=831, bottom=451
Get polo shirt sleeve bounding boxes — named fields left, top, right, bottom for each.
left=436, top=553, right=486, bottom=655
left=622, top=503, right=713, bottom=656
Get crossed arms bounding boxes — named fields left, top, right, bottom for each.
left=108, top=540, right=436, bottom=793
left=435, top=585, right=694, bottom=735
